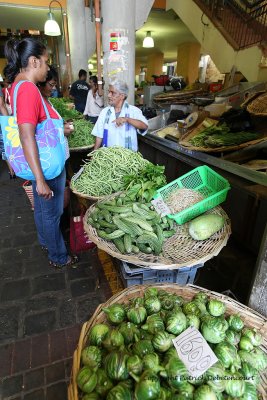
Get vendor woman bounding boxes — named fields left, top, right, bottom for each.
left=92, top=80, right=148, bottom=151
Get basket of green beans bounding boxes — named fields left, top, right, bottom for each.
left=68, top=119, right=96, bottom=151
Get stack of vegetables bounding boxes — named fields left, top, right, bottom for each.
left=88, top=193, right=176, bottom=256
left=189, top=120, right=261, bottom=148
left=68, top=119, right=95, bottom=149
left=49, top=97, right=82, bottom=120
left=71, top=147, right=163, bottom=198
left=76, top=287, right=267, bottom=400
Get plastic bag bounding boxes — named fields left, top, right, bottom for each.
left=70, top=215, right=96, bottom=253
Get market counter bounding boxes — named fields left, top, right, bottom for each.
left=138, top=133, right=267, bottom=316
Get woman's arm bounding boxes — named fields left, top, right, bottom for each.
left=19, top=123, right=53, bottom=199
left=0, top=96, right=8, bottom=116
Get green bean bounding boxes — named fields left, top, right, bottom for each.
left=71, top=147, right=149, bottom=196
left=68, top=119, right=95, bottom=148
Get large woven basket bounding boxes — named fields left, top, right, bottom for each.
left=83, top=193, right=231, bottom=269
left=70, top=184, right=104, bottom=201
left=68, top=283, right=267, bottom=400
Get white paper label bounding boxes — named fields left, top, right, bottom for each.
left=172, top=326, right=218, bottom=378
left=72, top=166, right=84, bottom=182
left=151, top=198, right=171, bottom=217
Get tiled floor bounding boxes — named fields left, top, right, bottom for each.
left=0, top=160, right=116, bottom=399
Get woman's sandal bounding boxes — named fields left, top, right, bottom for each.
left=49, top=255, right=79, bottom=269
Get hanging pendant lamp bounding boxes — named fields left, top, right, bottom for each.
left=44, top=0, right=62, bottom=36
left=143, top=31, right=154, bottom=48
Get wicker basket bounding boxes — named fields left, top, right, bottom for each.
left=241, top=91, right=267, bottom=116
left=70, top=184, right=104, bottom=201
left=68, top=283, right=267, bottom=400
left=83, top=193, right=231, bottom=269
left=22, top=180, right=70, bottom=210
left=179, top=118, right=267, bottom=152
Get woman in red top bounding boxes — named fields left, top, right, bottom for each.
left=4, top=38, right=78, bottom=268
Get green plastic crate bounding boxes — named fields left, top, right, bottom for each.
left=154, top=165, right=230, bottom=224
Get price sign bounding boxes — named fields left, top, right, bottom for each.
left=172, top=326, right=218, bottom=378
left=151, top=198, right=171, bottom=217
left=72, top=166, right=84, bottom=182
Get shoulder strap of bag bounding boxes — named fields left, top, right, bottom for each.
left=13, top=80, right=51, bottom=120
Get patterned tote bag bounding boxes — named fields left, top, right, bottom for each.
left=0, top=80, right=66, bottom=181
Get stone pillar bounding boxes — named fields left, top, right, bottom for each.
left=176, top=42, right=201, bottom=84
left=101, top=0, right=136, bottom=104
left=146, top=53, right=164, bottom=82
left=67, top=0, right=95, bottom=81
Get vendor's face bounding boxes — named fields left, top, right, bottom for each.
left=108, top=85, right=124, bottom=107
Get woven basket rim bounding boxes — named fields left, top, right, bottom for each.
left=68, top=283, right=267, bottom=400
left=70, top=185, right=105, bottom=201
left=69, top=144, right=94, bottom=152
left=241, top=90, right=267, bottom=116
left=83, top=192, right=231, bottom=269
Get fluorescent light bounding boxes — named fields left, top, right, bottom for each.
left=88, top=63, right=94, bottom=70
left=44, top=11, right=61, bottom=36
left=143, top=31, right=154, bottom=48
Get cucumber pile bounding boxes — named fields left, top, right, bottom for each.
left=88, top=193, right=176, bottom=255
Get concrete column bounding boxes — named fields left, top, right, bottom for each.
left=101, top=0, right=136, bottom=104
left=67, top=0, right=95, bottom=81
left=176, top=42, right=201, bottom=84
left=146, top=53, right=164, bottom=82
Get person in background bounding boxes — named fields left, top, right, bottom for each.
left=83, top=75, right=104, bottom=124
left=69, top=69, right=90, bottom=114
left=0, top=84, right=16, bottom=178
left=4, top=37, right=78, bottom=269
left=92, top=79, right=148, bottom=151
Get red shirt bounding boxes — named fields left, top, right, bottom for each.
left=10, top=81, right=59, bottom=125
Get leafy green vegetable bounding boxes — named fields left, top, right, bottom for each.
left=123, top=163, right=166, bottom=202
left=49, top=97, right=82, bottom=120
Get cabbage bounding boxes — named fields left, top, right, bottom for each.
left=102, top=329, right=124, bottom=352
left=242, top=328, right=262, bottom=346
left=88, top=324, right=110, bottom=346
left=225, top=328, right=241, bottom=346
left=177, top=381, right=195, bottom=399
left=227, top=314, right=244, bottom=332
left=239, top=336, right=254, bottom=352
left=239, top=348, right=267, bottom=371
left=205, top=363, right=226, bottom=393
left=161, top=357, right=188, bottom=389
left=102, top=304, right=126, bottom=325
left=224, top=372, right=245, bottom=397
left=201, top=317, right=228, bottom=344
left=183, top=301, right=202, bottom=317
left=214, top=341, right=237, bottom=369
left=240, top=362, right=260, bottom=387
left=152, top=331, right=172, bottom=353
left=144, top=287, right=158, bottom=299
left=165, top=311, right=187, bottom=335
left=81, top=346, right=102, bottom=368
left=144, top=296, right=161, bottom=315
left=186, top=314, right=200, bottom=329
left=193, top=384, right=217, bottom=400
left=207, top=299, right=226, bottom=317
left=240, top=382, right=258, bottom=400
left=194, top=292, right=208, bottom=304
left=141, top=314, right=165, bottom=334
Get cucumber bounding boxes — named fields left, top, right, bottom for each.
left=188, top=214, right=225, bottom=241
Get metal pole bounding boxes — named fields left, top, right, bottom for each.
left=94, top=0, right=103, bottom=96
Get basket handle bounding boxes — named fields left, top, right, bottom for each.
left=22, top=180, right=31, bottom=188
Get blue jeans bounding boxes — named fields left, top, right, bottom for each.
left=32, top=168, right=68, bottom=265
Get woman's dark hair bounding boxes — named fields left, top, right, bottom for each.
left=89, top=75, right=97, bottom=85
left=4, top=37, right=46, bottom=83
left=38, top=65, right=58, bottom=87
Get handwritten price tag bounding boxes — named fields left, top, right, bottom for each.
left=172, top=326, right=218, bottom=378
left=151, top=198, right=171, bottom=217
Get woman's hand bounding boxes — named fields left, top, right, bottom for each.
left=36, top=181, right=54, bottom=200
left=64, top=121, right=74, bottom=137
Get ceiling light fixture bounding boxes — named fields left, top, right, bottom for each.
left=143, top=31, right=154, bottom=48
left=44, top=0, right=62, bottom=36
left=88, top=63, right=94, bottom=70
left=162, top=65, right=168, bottom=73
